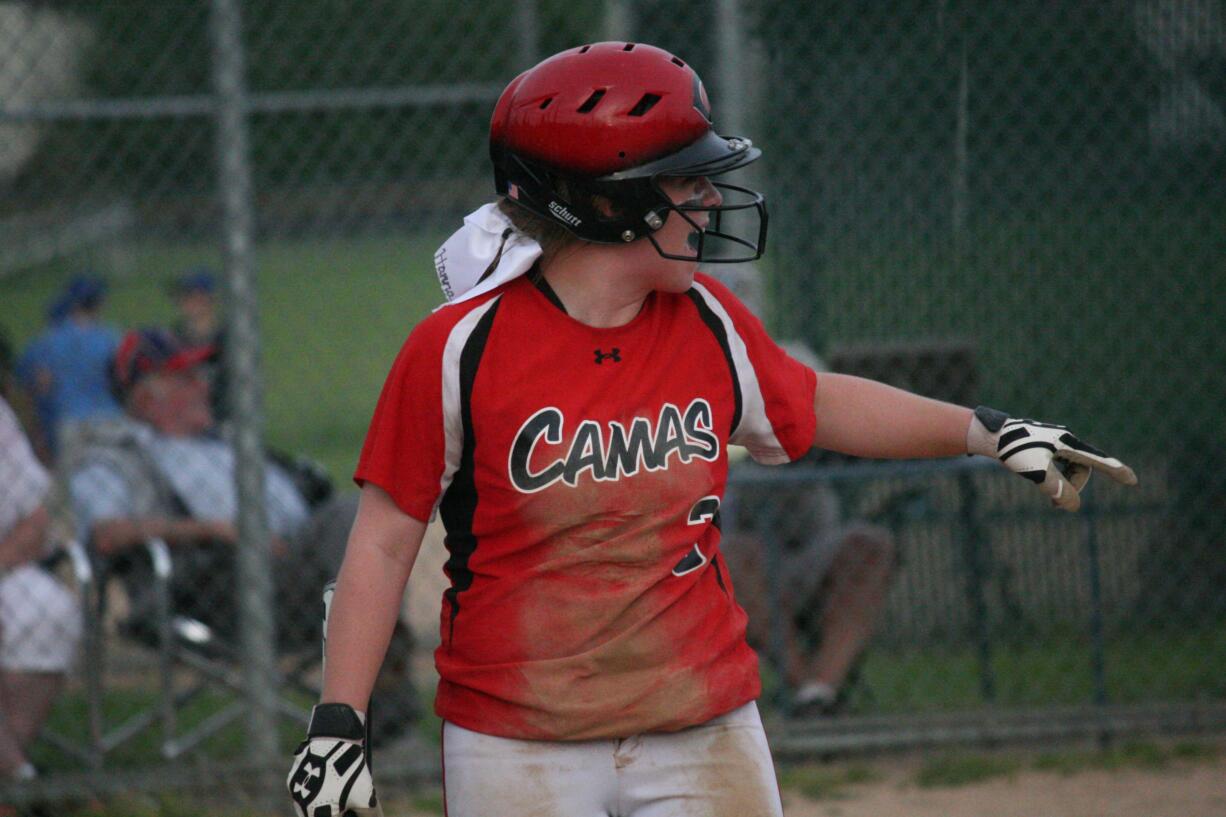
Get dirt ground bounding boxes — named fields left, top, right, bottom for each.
left=782, top=753, right=1226, bottom=817
left=391, top=752, right=1225, bottom=817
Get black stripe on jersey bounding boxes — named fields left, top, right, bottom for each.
left=685, top=289, right=742, bottom=436
left=439, top=298, right=501, bottom=647
left=711, top=553, right=729, bottom=596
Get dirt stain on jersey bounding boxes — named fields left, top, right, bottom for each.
left=488, top=453, right=755, bottom=739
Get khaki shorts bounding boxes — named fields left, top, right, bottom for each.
left=0, top=565, right=81, bottom=673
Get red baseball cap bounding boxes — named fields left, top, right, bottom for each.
left=112, top=327, right=215, bottom=394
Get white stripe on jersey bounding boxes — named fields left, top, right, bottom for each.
left=689, top=282, right=789, bottom=464
left=436, top=296, right=503, bottom=515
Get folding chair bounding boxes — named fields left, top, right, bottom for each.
left=72, top=536, right=318, bottom=764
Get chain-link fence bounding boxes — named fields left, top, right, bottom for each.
left=1, top=0, right=1223, bottom=810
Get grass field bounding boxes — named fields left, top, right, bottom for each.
left=853, top=621, right=1226, bottom=712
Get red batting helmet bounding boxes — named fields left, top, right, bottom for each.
left=490, top=42, right=767, bottom=262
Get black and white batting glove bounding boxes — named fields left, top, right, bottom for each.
left=287, top=703, right=382, bottom=817
left=967, top=406, right=1137, bottom=511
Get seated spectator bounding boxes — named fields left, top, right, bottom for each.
left=168, top=267, right=227, bottom=424
left=721, top=469, right=897, bottom=716
left=720, top=344, right=897, bottom=716
left=66, top=328, right=417, bottom=743
left=16, top=274, right=123, bottom=463
left=0, top=396, right=82, bottom=782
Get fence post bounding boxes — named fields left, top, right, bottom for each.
left=514, top=0, right=540, bottom=70
left=1081, top=492, right=1111, bottom=747
left=209, top=0, right=279, bottom=774
left=957, top=472, right=995, bottom=703
left=603, top=0, right=633, bottom=40
left=715, top=0, right=747, bottom=138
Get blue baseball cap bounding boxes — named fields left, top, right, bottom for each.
left=171, top=266, right=217, bottom=295
left=48, top=274, right=107, bottom=319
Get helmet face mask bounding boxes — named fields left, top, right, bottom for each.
left=643, top=175, right=767, bottom=263
left=489, top=42, right=768, bottom=264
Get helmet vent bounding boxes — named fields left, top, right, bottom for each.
left=671, top=57, right=685, bottom=67
left=623, top=43, right=636, bottom=51
left=627, top=93, right=661, bottom=117
left=576, top=89, right=607, bottom=113
left=539, top=97, right=553, bottom=110
left=578, top=45, right=592, bottom=54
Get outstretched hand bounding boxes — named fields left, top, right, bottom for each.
left=967, top=406, right=1137, bottom=511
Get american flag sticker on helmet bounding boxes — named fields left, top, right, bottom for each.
left=508, top=183, right=520, bottom=199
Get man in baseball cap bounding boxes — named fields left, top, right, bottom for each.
left=75, top=326, right=419, bottom=744
left=111, top=327, right=217, bottom=437
left=75, top=326, right=321, bottom=632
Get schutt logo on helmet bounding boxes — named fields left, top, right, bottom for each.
left=548, top=201, right=583, bottom=227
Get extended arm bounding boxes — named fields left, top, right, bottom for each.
left=90, top=516, right=238, bottom=555
left=812, top=373, right=972, bottom=459
left=810, top=374, right=1137, bottom=510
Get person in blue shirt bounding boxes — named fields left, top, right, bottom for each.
left=16, top=274, right=123, bottom=460
left=168, top=267, right=227, bottom=424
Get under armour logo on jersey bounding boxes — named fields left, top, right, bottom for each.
left=594, top=348, right=621, bottom=365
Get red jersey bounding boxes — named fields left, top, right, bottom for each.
left=355, top=272, right=817, bottom=740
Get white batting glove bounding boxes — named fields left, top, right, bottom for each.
left=288, top=703, right=383, bottom=817
left=967, top=406, right=1137, bottom=511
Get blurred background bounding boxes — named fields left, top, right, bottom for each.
left=0, top=0, right=1223, bottom=814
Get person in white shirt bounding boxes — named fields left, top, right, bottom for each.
left=0, top=397, right=81, bottom=781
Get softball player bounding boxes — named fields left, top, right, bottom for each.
left=288, top=42, right=1136, bottom=817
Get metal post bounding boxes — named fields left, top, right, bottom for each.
left=150, top=541, right=177, bottom=758
left=714, top=0, right=775, bottom=325
left=1081, top=492, right=1111, bottom=747
left=715, top=0, right=746, bottom=137
left=209, top=0, right=279, bottom=767
left=940, top=1, right=969, bottom=279
left=958, top=473, right=995, bottom=702
left=514, top=0, right=540, bottom=70
left=603, top=0, right=633, bottom=41
left=763, top=497, right=790, bottom=711
left=953, top=42, right=969, bottom=257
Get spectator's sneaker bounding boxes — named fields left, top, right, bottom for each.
left=789, top=682, right=847, bottom=719
left=368, top=621, right=422, bottom=748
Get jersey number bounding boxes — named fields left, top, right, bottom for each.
left=671, top=496, right=720, bottom=577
